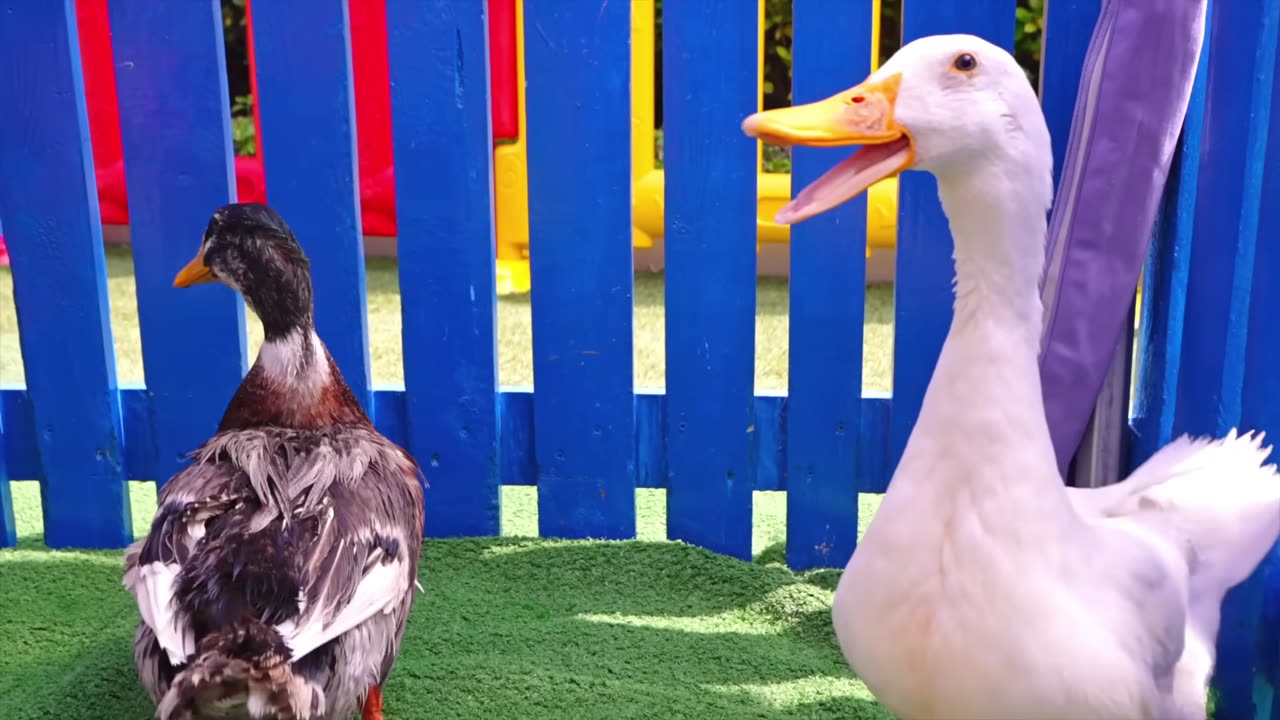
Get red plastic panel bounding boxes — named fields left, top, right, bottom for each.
left=489, top=0, right=519, bottom=140
left=75, top=0, right=128, bottom=224
left=346, top=0, right=397, bottom=235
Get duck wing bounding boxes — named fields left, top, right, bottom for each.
left=1068, top=430, right=1280, bottom=692
left=123, top=459, right=247, bottom=666
left=1068, top=430, right=1279, bottom=593
left=272, top=435, right=425, bottom=661
left=123, top=427, right=426, bottom=669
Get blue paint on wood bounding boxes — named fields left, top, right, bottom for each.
left=2, top=385, right=809, bottom=500
left=635, top=391, right=667, bottom=489
left=1175, top=0, right=1277, bottom=440
left=1129, top=46, right=1207, bottom=465
left=499, top=390, right=536, bottom=487
left=0, top=0, right=129, bottom=548
left=252, top=0, right=371, bottom=413
left=109, top=0, right=250, bottom=485
left=1175, top=4, right=1280, bottom=717
left=858, top=395, right=893, bottom=494
left=1040, top=0, right=1103, bottom=190
left=783, top=0, right=871, bottom=571
left=0, top=389, right=38, bottom=481
left=1231, top=26, right=1280, bottom=717
left=523, top=1, right=636, bottom=540
left=888, top=0, right=1016, bottom=480
left=1245, top=55, right=1280, bottom=480
left=661, top=1, right=757, bottom=561
left=121, top=385, right=156, bottom=482
left=1259, top=547, right=1280, bottom=720
left=754, top=394, right=787, bottom=492
left=387, top=0, right=500, bottom=537
left=372, top=389, right=408, bottom=448
left=0, top=406, right=14, bottom=547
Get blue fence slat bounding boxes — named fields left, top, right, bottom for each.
left=0, top=390, right=37, bottom=481
left=754, top=394, right=788, bottom=492
left=1129, top=47, right=1208, bottom=465
left=1174, top=0, right=1276, bottom=441
left=858, top=394, right=892, bottom=493
left=1223, top=13, right=1280, bottom=717
left=0, top=0, right=129, bottom=548
left=498, top=390, right=536, bottom=487
left=120, top=387, right=156, bottom=480
left=371, top=388, right=408, bottom=448
left=524, top=1, right=636, bottom=540
left=252, top=0, right=372, bottom=414
left=1040, top=0, right=1103, bottom=189
left=1175, top=4, right=1280, bottom=718
left=386, top=0, right=501, bottom=537
left=888, top=0, right=1016, bottom=480
left=661, top=1, right=757, bottom=561
left=635, top=391, right=667, bottom=489
left=782, top=0, right=872, bottom=571
left=109, top=0, right=249, bottom=486
left=1245, top=98, right=1280, bottom=494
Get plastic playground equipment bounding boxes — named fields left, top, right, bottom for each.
left=71, top=0, right=898, bottom=295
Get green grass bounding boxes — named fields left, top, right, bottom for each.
left=0, top=246, right=894, bottom=719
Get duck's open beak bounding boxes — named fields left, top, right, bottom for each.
left=742, top=72, right=914, bottom=225
left=173, top=250, right=215, bottom=288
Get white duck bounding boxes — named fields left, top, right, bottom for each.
left=744, top=34, right=1280, bottom=720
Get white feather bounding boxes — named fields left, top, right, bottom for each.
left=128, top=562, right=196, bottom=666
left=277, top=559, right=408, bottom=661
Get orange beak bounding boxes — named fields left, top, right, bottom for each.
left=172, top=250, right=215, bottom=288
left=742, top=72, right=915, bottom=224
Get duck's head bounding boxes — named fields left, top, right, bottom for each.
left=173, top=202, right=314, bottom=339
left=743, top=33, right=1051, bottom=225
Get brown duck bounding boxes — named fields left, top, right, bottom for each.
left=123, top=203, right=426, bottom=720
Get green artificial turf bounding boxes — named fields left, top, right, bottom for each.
left=1, top=246, right=895, bottom=718
left=1, top=482, right=889, bottom=720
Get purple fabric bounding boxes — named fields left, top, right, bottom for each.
left=1038, top=0, right=1207, bottom=475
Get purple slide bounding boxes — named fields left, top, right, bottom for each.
left=1037, top=0, right=1207, bottom=478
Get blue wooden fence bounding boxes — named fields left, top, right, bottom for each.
left=0, top=0, right=1278, bottom=717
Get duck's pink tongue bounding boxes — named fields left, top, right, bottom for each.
left=777, top=136, right=913, bottom=225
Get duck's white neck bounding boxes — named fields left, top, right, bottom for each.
left=256, top=326, right=330, bottom=395
left=940, top=167, right=1048, bottom=348
left=901, top=162, right=1060, bottom=495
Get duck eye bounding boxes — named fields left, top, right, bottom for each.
left=953, top=53, right=977, bottom=72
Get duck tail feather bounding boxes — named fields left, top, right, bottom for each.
left=1127, top=430, right=1280, bottom=629
left=155, top=618, right=325, bottom=720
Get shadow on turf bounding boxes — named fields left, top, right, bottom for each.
left=393, top=536, right=892, bottom=718
left=1, top=533, right=891, bottom=719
